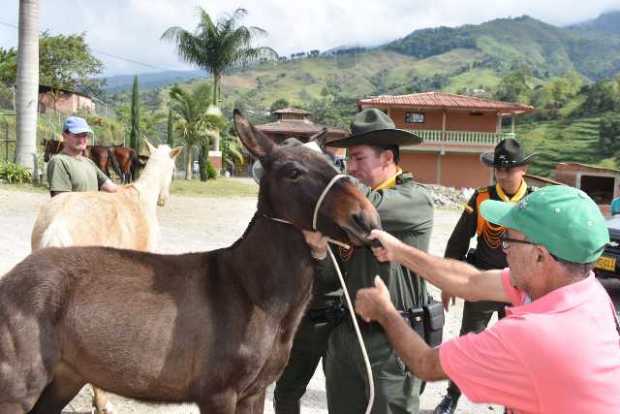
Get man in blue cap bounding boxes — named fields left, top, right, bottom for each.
left=47, top=116, right=119, bottom=197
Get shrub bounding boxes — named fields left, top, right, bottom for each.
left=0, top=161, right=32, bottom=184
left=206, top=160, right=217, bottom=180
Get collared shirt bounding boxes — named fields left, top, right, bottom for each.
left=439, top=270, right=620, bottom=413
left=373, top=167, right=403, bottom=191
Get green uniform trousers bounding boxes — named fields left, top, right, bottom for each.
left=274, top=315, right=337, bottom=414
left=325, top=321, right=422, bottom=414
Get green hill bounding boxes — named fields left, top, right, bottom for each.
left=385, top=15, right=620, bottom=80
left=105, top=13, right=620, bottom=176
left=517, top=115, right=611, bottom=178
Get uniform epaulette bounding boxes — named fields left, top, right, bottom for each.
left=477, top=186, right=489, bottom=193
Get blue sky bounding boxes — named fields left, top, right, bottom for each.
left=1, top=0, right=619, bottom=76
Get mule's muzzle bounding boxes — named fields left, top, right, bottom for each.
left=342, top=208, right=381, bottom=246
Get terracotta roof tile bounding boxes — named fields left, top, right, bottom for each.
left=273, top=107, right=311, bottom=115
left=359, top=91, right=534, bottom=114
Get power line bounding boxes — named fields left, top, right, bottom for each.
left=0, top=20, right=182, bottom=72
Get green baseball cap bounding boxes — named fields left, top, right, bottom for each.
left=480, top=185, right=609, bottom=263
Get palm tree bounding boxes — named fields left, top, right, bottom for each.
left=161, top=7, right=275, bottom=115
left=220, top=131, right=245, bottom=175
left=15, top=0, right=39, bottom=171
left=168, top=83, right=225, bottom=180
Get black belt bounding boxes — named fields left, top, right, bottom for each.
left=307, top=303, right=346, bottom=324
left=343, top=309, right=418, bottom=332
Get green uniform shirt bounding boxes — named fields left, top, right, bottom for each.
left=319, top=172, right=434, bottom=310
left=47, top=153, right=109, bottom=193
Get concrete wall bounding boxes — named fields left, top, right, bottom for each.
left=38, top=93, right=95, bottom=114
left=388, top=108, right=498, bottom=132
left=400, top=151, right=491, bottom=188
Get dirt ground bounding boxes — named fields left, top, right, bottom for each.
left=4, top=183, right=617, bottom=414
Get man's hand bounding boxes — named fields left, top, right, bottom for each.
left=101, top=180, right=119, bottom=193
left=441, top=290, right=456, bottom=311
left=367, top=229, right=403, bottom=262
left=355, top=276, right=397, bottom=323
left=302, top=230, right=329, bottom=260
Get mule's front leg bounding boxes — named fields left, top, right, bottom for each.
left=236, top=390, right=266, bottom=414
left=198, top=391, right=238, bottom=414
left=92, top=386, right=115, bottom=414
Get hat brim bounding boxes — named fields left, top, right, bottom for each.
left=480, top=152, right=536, bottom=168
left=479, top=199, right=518, bottom=229
left=66, top=127, right=93, bottom=135
left=328, top=129, right=422, bottom=148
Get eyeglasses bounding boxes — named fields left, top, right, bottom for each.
left=500, top=234, right=537, bottom=250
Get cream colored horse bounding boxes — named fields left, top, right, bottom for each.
left=31, top=140, right=182, bottom=414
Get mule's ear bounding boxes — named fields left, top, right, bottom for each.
left=170, top=146, right=183, bottom=160
left=144, top=138, right=157, bottom=154
left=309, top=128, right=328, bottom=151
left=233, top=109, right=274, bottom=159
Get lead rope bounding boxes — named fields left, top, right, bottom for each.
left=313, top=174, right=375, bottom=414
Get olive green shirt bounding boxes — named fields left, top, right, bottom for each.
left=318, top=173, right=434, bottom=310
left=47, top=153, right=109, bottom=193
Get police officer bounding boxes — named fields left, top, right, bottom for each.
left=273, top=274, right=344, bottom=413
left=305, top=108, right=434, bottom=414
left=434, top=138, right=536, bottom=414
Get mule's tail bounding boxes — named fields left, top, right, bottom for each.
left=32, top=217, right=74, bottom=250
left=107, top=147, right=123, bottom=181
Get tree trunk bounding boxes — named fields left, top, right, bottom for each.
left=129, top=75, right=140, bottom=155
left=185, top=144, right=192, bottom=180
left=15, top=0, right=39, bottom=170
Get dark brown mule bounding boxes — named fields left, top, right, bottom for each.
left=0, top=110, right=380, bottom=414
left=42, top=138, right=64, bottom=162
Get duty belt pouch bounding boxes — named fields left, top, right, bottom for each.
left=423, top=299, right=445, bottom=347
left=406, top=299, right=445, bottom=347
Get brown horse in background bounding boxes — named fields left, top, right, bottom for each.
left=112, top=144, right=141, bottom=183
left=2, top=110, right=380, bottom=414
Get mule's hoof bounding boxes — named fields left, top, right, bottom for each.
left=95, top=401, right=116, bottom=414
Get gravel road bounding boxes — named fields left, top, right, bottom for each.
left=2, top=184, right=616, bottom=413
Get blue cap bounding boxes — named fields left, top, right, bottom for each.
left=63, top=116, right=93, bottom=135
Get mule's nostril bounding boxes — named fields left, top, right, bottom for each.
left=353, top=213, right=371, bottom=233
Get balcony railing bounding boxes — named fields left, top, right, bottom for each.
left=407, top=129, right=515, bottom=146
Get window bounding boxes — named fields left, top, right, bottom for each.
left=405, top=112, right=424, bottom=124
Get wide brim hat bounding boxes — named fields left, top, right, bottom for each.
left=329, top=108, right=422, bottom=148
left=481, top=138, right=536, bottom=168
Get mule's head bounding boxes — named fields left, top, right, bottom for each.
left=234, top=110, right=380, bottom=246
left=143, top=140, right=183, bottom=206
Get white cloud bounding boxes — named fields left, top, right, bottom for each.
left=1, top=0, right=619, bottom=75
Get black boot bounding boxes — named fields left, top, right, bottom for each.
left=433, top=393, right=460, bottom=414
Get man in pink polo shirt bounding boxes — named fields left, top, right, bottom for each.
left=355, top=185, right=620, bottom=413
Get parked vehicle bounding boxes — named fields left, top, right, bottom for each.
left=595, top=198, right=620, bottom=280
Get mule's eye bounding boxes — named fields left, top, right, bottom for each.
left=288, top=168, right=302, bottom=180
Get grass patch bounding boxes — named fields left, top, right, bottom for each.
left=0, top=183, right=48, bottom=193
left=171, top=177, right=258, bottom=198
